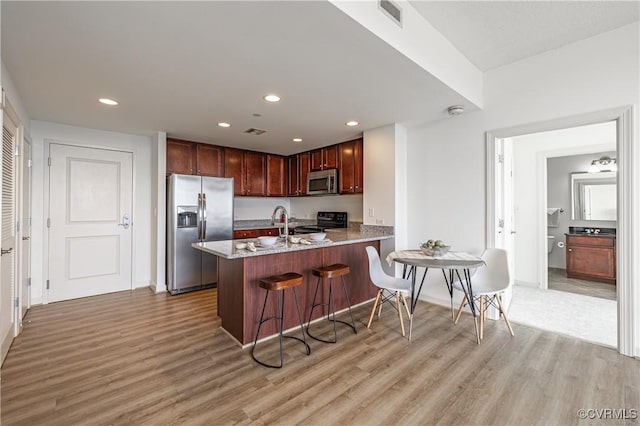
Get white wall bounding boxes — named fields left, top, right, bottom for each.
left=291, top=194, right=363, bottom=222
left=512, top=121, right=616, bottom=284
left=234, top=197, right=290, bottom=221
left=406, top=23, right=639, bottom=306
left=363, top=125, right=398, bottom=226
left=547, top=150, right=617, bottom=269
left=150, top=132, right=166, bottom=293
left=31, top=121, right=153, bottom=302
left=1, top=61, right=31, bottom=134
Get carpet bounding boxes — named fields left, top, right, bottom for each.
left=508, top=284, right=617, bottom=348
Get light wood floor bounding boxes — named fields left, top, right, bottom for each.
left=548, top=268, right=617, bottom=300
left=2, top=288, right=639, bottom=425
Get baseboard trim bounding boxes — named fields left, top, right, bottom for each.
left=149, top=281, right=167, bottom=294
left=1, top=326, right=14, bottom=366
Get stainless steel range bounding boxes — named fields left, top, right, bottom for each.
left=294, top=211, right=348, bottom=234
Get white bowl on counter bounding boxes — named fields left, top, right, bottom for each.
left=257, top=236, right=278, bottom=246
left=309, top=232, right=326, bottom=241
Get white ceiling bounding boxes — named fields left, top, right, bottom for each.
left=2, top=1, right=638, bottom=155
left=410, top=1, right=640, bottom=71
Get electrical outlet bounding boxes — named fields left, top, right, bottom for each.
left=368, top=208, right=375, bottom=217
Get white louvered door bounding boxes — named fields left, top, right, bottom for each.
left=0, top=119, right=17, bottom=358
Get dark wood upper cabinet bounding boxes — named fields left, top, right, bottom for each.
left=196, top=144, right=224, bottom=177
left=339, top=138, right=363, bottom=194
left=266, top=155, right=287, bottom=197
left=310, top=145, right=339, bottom=171
left=224, top=148, right=245, bottom=196
left=166, top=138, right=196, bottom=175
left=244, top=151, right=266, bottom=197
left=288, top=152, right=310, bottom=196
left=287, top=155, right=300, bottom=196
left=299, top=152, right=310, bottom=195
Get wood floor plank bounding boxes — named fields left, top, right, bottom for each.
left=2, top=287, right=639, bottom=425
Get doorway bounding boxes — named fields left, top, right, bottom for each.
left=486, top=106, right=636, bottom=355
left=46, top=143, right=134, bottom=302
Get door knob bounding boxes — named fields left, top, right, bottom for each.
left=118, top=213, right=130, bottom=229
left=1, top=247, right=13, bottom=256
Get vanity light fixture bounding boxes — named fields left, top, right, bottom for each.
left=345, top=121, right=359, bottom=127
left=292, top=138, right=303, bottom=143
left=588, top=156, right=617, bottom=173
left=99, top=98, right=118, bottom=106
left=263, top=94, right=281, bottom=103
left=218, top=122, right=231, bottom=128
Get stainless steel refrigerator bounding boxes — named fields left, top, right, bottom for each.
left=167, top=174, right=234, bottom=295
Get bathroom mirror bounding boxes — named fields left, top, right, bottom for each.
left=571, top=171, right=617, bottom=221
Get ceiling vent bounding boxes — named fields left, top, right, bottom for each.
left=379, top=0, right=402, bottom=27
left=244, top=128, right=266, bottom=135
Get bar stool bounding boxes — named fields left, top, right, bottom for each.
left=251, top=272, right=311, bottom=368
left=306, top=264, right=357, bottom=343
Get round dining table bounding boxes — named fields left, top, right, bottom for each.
left=387, top=250, right=485, bottom=343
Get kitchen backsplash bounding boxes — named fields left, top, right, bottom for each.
left=233, top=193, right=364, bottom=222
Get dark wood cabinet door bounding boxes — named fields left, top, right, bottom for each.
left=311, top=146, right=338, bottom=171
left=224, top=148, right=245, bottom=195
left=354, top=138, right=363, bottom=193
left=324, top=145, right=339, bottom=169
left=565, top=235, right=616, bottom=284
left=166, top=138, right=196, bottom=175
left=566, top=246, right=615, bottom=281
left=310, top=149, right=323, bottom=171
left=266, top=155, right=287, bottom=197
left=196, top=144, right=224, bottom=177
left=339, top=141, right=356, bottom=194
left=244, top=151, right=266, bottom=196
left=287, top=156, right=300, bottom=196
left=299, top=152, right=310, bottom=195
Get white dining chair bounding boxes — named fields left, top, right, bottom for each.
left=453, top=248, right=514, bottom=339
left=365, top=246, right=412, bottom=336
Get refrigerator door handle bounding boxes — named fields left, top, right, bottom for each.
left=197, top=193, right=203, bottom=240
left=202, top=193, right=207, bottom=240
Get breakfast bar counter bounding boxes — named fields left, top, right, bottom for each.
left=193, top=230, right=392, bottom=345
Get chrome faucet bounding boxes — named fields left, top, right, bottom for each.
left=271, top=205, right=289, bottom=238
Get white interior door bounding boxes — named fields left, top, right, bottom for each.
left=1, top=117, right=17, bottom=358
left=493, top=138, right=515, bottom=312
left=48, top=144, right=133, bottom=302
left=19, top=136, right=32, bottom=320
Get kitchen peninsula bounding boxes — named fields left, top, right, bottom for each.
left=193, top=229, right=392, bottom=345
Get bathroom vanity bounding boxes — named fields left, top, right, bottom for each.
left=565, top=230, right=616, bottom=285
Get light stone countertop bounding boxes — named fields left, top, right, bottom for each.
left=193, top=228, right=393, bottom=259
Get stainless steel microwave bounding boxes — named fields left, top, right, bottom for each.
left=307, top=169, right=338, bottom=195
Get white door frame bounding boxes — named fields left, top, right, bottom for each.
left=43, top=140, right=137, bottom=304
left=486, top=105, right=638, bottom=357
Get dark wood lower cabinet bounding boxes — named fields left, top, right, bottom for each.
left=217, top=241, right=379, bottom=345
left=566, top=234, right=616, bottom=284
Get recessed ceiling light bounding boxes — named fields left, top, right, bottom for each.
left=99, top=98, right=118, bottom=106
left=218, top=122, right=231, bottom=128
left=293, top=138, right=303, bottom=143
left=263, top=94, right=281, bottom=103
left=345, top=121, right=359, bottom=127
